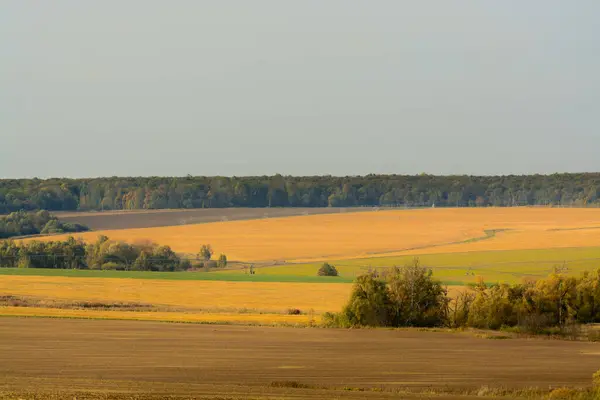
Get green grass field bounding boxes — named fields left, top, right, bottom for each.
left=217, top=246, right=600, bottom=284
left=2, top=246, right=600, bottom=285
left=0, top=267, right=354, bottom=283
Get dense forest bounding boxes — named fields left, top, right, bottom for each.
left=0, top=236, right=188, bottom=271
left=1, top=173, right=600, bottom=213
left=0, top=210, right=89, bottom=239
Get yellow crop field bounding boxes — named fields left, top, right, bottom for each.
left=0, top=276, right=350, bottom=314
left=0, top=276, right=466, bottom=325
left=21, top=207, right=600, bottom=263
left=403, top=228, right=600, bottom=256
left=0, top=307, right=316, bottom=325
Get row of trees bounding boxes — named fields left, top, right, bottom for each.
left=2, top=173, right=600, bottom=212
left=326, top=260, right=600, bottom=333
left=0, top=236, right=188, bottom=272
left=0, top=210, right=89, bottom=239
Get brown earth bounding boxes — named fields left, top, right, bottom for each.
left=56, top=207, right=369, bottom=230
left=1, top=318, right=599, bottom=399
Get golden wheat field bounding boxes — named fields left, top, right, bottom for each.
left=0, top=276, right=349, bottom=314
left=0, top=276, right=467, bottom=325
left=22, top=207, right=600, bottom=263
left=0, top=276, right=352, bottom=325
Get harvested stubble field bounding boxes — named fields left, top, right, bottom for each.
left=28, top=208, right=600, bottom=263
left=6, top=208, right=600, bottom=398
left=1, top=318, right=600, bottom=399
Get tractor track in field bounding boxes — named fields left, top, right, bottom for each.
left=250, top=228, right=511, bottom=269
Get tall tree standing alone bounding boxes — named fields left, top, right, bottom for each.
left=198, top=244, right=213, bottom=261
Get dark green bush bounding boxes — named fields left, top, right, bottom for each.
left=317, top=262, right=338, bottom=276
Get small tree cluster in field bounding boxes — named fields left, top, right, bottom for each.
left=326, top=259, right=446, bottom=328
left=194, top=245, right=227, bottom=269
left=0, top=210, right=89, bottom=239
left=317, top=262, right=338, bottom=277
left=87, top=236, right=184, bottom=272
left=325, top=258, right=600, bottom=334
left=0, top=235, right=187, bottom=271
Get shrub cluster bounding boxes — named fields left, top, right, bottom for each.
left=324, top=260, right=446, bottom=327
left=317, top=262, right=338, bottom=276
left=324, top=258, right=600, bottom=333
left=450, top=271, right=600, bottom=333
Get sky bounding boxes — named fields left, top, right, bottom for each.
left=1, top=1, right=599, bottom=178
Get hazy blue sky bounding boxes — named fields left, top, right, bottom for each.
left=1, top=1, right=599, bottom=178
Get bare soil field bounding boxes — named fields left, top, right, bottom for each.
left=1, top=318, right=599, bottom=399
left=56, top=207, right=368, bottom=230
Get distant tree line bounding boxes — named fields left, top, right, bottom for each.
left=2, top=173, right=600, bottom=213
left=325, top=259, right=600, bottom=335
left=0, top=210, right=89, bottom=239
left=0, top=236, right=189, bottom=271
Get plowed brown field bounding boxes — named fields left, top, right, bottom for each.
left=1, top=318, right=599, bottom=399
left=56, top=207, right=367, bottom=230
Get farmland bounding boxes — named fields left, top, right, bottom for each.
left=0, top=275, right=354, bottom=326
left=4, top=208, right=600, bottom=397
left=235, top=246, right=600, bottom=285
left=16, top=207, right=600, bottom=286
left=4, top=208, right=600, bottom=323
left=55, top=207, right=368, bottom=231
left=0, top=275, right=349, bottom=313
left=4, top=244, right=600, bottom=286
left=1, top=318, right=600, bottom=399
left=21, top=207, right=600, bottom=262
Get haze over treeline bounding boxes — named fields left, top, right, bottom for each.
left=1, top=174, right=600, bottom=213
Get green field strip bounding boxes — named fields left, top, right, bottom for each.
left=3, top=246, right=600, bottom=286
left=0, top=268, right=353, bottom=283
